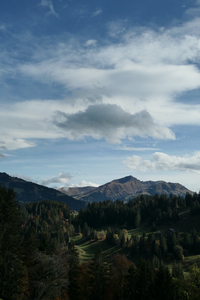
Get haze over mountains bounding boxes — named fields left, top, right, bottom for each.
left=60, top=175, right=193, bottom=203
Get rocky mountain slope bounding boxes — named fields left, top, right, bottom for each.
left=60, top=175, right=193, bottom=202
left=0, top=172, right=86, bottom=211
left=59, top=186, right=96, bottom=197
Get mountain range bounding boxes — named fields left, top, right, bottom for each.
left=0, top=172, right=86, bottom=211
left=0, top=173, right=193, bottom=210
left=60, top=175, right=193, bottom=202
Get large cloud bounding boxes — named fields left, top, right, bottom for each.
left=124, top=151, right=200, bottom=173
left=53, top=104, right=175, bottom=143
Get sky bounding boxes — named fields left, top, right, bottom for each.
left=1, top=0, right=200, bottom=192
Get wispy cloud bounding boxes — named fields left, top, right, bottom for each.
left=92, top=9, right=103, bottom=17
left=84, top=39, right=97, bottom=47
left=40, top=0, right=59, bottom=17
left=117, top=146, right=160, bottom=151
left=124, top=152, right=200, bottom=173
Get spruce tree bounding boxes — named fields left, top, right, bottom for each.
left=154, top=264, right=175, bottom=300
left=67, top=241, right=80, bottom=300
left=135, top=259, right=154, bottom=300
left=88, top=248, right=109, bottom=300
left=0, top=186, right=27, bottom=299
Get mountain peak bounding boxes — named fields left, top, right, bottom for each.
left=62, top=175, right=193, bottom=203
left=113, top=175, right=139, bottom=184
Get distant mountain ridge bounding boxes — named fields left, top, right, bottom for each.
left=0, top=172, right=86, bottom=211
left=60, top=186, right=96, bottom=197
left=60, top=175, right=193, bottom=202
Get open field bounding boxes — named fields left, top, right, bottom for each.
left=71, top=235, right=122, bottom=263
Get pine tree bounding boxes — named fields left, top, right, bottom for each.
left=23, top=226, right=39, bottom=259
left=0, top=186, right=27, bottom=299
left=154, top=264, right=175, bottom=300
left=123, top=264, right=137, bottom=300
left=67, top=241, right=80, bottom=300
left=135, top=210, right=141, bottom=228
left=88, top=248, right=109, bottom=300
left=135, top=259, right=154, bottom=300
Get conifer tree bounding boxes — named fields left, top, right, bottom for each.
left=135, top=259, right=154, bottom=300
left=67, top=240, right=80, bottom=300
left=88, top=248, right=109, bottom=300
left=23, top=226, right=39, bottom=259
left=123, top=264, right=137, bottom=300
left=154, top=264, right=175, bottom=300
left=0, top=186, right=27, bottom=299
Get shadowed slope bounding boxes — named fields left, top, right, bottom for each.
left=0, top=172, right=87, bottom=211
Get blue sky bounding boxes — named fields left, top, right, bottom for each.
left=1, top=0, right=200, bottom=192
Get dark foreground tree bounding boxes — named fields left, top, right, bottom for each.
left=0, top=186, right=28, bottom=299
left=88, top=248, right=109, bottom=300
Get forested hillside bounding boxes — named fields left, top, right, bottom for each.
left=2, top=185, right=200, bottom=300
left=0, top=172, right=86, bottom=211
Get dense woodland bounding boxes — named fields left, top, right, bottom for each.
left=1, top=185, right=200, bottom=299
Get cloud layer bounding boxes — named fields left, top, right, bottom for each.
left=124, top=152, right=200, bottom=173
left=1, top=16, right=200, bottom=150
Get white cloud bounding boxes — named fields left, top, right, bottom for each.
left=78, top=180, right=99, bottom=187
left=0, top=137, right=35, bottom=151
left=0, top=100, right=72, bottom=150
left=65, top=180, right=99, bottom=189
left=107, top=20, right=126, bottom=37
left=185, top=7, right=200, bottom=16
left=19, top=18, right=200, bottom=127
left=54, top=104, right=175, bottom=143
left=117, top=146, right=160, bottom=151
left=40, top=172, right=72, bottom=186
left=92, top=9, right=103, bottom=17
left=2, top=17, right=200, bottom=149
left=124, top=151, right=200, bottom=173
left=84, top=39, right=97, bottom=47
left=40, top=0, right=59, bottom=17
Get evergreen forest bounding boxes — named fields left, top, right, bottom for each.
left=2, top=185, right=200, bottom=300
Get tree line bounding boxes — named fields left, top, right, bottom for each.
left=76, top=193, right=189, bottom=229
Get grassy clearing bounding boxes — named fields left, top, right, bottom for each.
left=71, top=208, right=200, bottom=270
left=71, top=234, right=122, bottom=263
